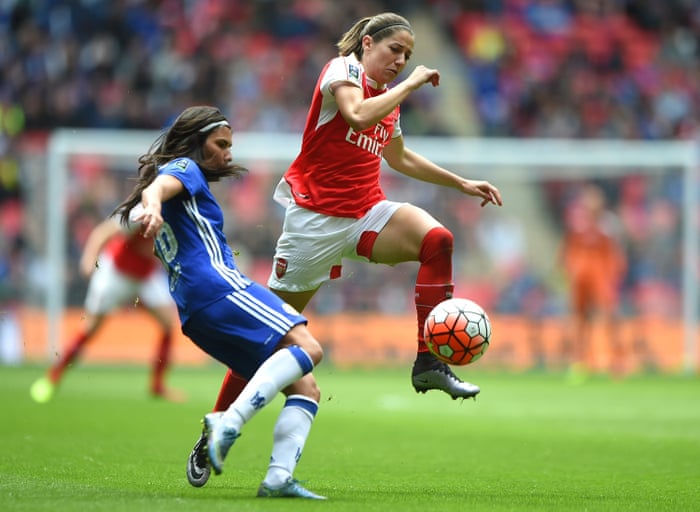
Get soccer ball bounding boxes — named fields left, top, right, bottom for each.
left=424, top=297, right=491, bottom=366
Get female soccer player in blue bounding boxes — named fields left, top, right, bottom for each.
left=114, top=105, right=326, bottom=500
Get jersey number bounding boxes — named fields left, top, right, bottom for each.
left=154, top=223, right=178, bottom=263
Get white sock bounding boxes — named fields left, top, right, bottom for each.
left=222, top=346, right=313, bottom=431
left=264, top=395, right=318, bottom=488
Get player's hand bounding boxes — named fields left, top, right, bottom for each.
left=405, top=65, right=440, bottom=89
left=133, top=202, right=163, bottom=238
left=463, top=180, right=503, bottom=207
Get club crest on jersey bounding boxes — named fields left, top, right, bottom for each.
left=173, top=158, right=188, bottom=171
left=275, top=257, right=288, bottom=279
left=348, top=64, right=359, bottom=81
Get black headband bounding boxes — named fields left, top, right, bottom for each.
left=367, top=23, right=412, bottom=38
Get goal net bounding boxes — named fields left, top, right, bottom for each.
left=37, top=130, right=698, bottom=373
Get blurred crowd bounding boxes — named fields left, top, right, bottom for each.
left=1, top=0, right=698, bottom=341
left=3, top=0, right=697, bottom=136
left=440, top=0, right=700, bottom=139
left=2, top=0, right=412, bottom=131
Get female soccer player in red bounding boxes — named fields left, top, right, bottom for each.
left=187, top=12, right=503, bottom=487
left=29, top=216, right=181, bottom=402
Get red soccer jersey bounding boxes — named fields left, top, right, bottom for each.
left=103, top=231, right=159, bottom=279
left=284, top=55, right=402, bottom=218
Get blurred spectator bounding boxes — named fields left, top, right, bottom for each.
left=0, top=235, right=25, bottom=364
left=0, top=108, right=26, bottom=364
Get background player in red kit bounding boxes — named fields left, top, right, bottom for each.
left=560, top=183, right=627, bottom=375
left=30, top=216, right=181, bottom=403
left=186, top=12, right=503, bottom=487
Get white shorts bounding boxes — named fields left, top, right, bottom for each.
left=267, top=198, right=405, bottom=292
left=84, top=255, right=172, bottom=315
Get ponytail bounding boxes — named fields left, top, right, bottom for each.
left=336, top=12, right=413, bottom=59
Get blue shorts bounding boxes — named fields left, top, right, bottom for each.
left=182, top=281, right=307, bottom=379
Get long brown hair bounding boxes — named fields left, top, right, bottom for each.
left=114, top=105, right=247, bottom=226
left=336, top=12, right=413, bottom=59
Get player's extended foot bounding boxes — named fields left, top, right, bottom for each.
left=257, top=478, right=327, bottom=500
left=186, top=429, right=211, bottom=487
left=29, top=377, right=56, bottom=404
left=203, top=412, right=240, bottom=475
left=151, top=386, right=187, bottom=403
left=411, top=352, right=480, bottom=400
left=566, top=361, right=589, bottom=386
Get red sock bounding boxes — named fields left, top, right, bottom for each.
left=49, top=331, right=90, bottom=383
left=415, top=226, right=455, bottom=352
left=151, top=331, right=172, bottom=394
left=212, top=369, right=248, bottom=411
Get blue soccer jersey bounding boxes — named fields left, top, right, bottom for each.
left=152, top=157, right=307, bottom=375
left=154, top=157, right=253, bottom=323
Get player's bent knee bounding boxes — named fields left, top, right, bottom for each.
left=420, top=225, right=454, bottom=261
left=281, top=325, right=324, bottom=366
left=302, top=339, right=324, bottom=366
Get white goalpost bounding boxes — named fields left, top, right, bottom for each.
left=46, top=130, right=700, bottom=373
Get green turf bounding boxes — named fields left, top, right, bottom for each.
left=2, top=363, right=698, bottom=511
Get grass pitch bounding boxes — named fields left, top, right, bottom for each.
left=2, top=364, right=698, bottom=511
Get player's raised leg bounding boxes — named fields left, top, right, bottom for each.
left=204, top=340, right=319, bottom=475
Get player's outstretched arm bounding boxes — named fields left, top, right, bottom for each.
left=79, top=217, right=123, bottom=277
left=383, top=137, right=502, bottom=207
left=135, top=175, right=185, bottom=238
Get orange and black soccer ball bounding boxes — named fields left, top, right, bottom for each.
left=424, top=298, right=491, bottom=366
